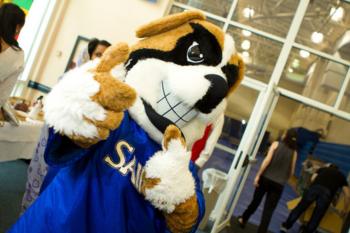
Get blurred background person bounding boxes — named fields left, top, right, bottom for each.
left=238, top=128, right=298, bottom=233
left=88, top=38, right=111, bottom=60
left=73, top=38, right=111, bottom=68
left=281, top=164, right=350, bottom=233
left=0, top=3, right=25, bottom=108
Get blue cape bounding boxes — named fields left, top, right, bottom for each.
left=9, top=112, right=204, bottom=233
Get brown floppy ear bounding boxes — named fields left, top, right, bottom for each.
left=136, top=10, right=205, bottom=38
left=222, top=54, right=245, bottom=95
left=95, top=42, right=129, bottom=73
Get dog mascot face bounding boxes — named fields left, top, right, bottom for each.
left=126, top=11, right=243, bottom=147
left=10, top=11, right=244, bottom=233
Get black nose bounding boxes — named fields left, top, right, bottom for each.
left=194, top=74, right=228, bottom=114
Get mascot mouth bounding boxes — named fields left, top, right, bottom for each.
left=156, top=80, right=199, bottom=127
left=143, top=99, right=175, bottom=136
left=142, top=80, right=199, bottom=136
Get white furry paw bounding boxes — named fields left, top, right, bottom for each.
left=143, top=138, right=195, bottom=214
left=44, top=60, right=106, bottom=139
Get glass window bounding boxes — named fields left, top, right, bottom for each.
left=267, top=96, right=350, bottom=184
left=168, top=5, right=225, bottom=28
left=202, top=85, right=260, bottom=173
left=279, top=47, right=348, bottom=106
left=174, top=0, right=233, bottom=18
left=231, top=0, right=299, bottom=38
left=269, top=95, right=350, bottom=146
left=226, top=84, right=259, bottom=123
left=227, top=26, right=283, bottom=84
left=339, top=80, right=350, bottom=113
left=168, top=5, right=185, bottom=14
left=295, top=0, right=350, bottom=61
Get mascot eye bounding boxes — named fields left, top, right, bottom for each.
left=186, top=41, right=204, bottom=64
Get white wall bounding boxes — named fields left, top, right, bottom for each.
left=24, top=0, right=171, bottom=98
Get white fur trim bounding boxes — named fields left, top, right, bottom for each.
left=44, top=60, right=106, bottom=138
left=195, top=113, right=225, bottom=168
left=110, top=63, right=126, bottom=81
left=125, top=59, right=165, bottom=108
left=144, top=139, right=195, bottom=213
left=182, top=100, right=226, bottom=148
left=181, top=119, right=206, bottom=148
left=167, top=64, right=213, bottom=106
left=220, top=34, right=236, bottom=67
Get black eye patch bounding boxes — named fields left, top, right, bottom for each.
left=221, top=63, right=240, bottom=89
left=126, top=23, right=222, bottom=71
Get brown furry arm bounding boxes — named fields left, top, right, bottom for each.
left=164, top=196, right=199, bottom=233
left=44, top=43, right=136, bottom=148
left=141, top=176, right=199, bottom=233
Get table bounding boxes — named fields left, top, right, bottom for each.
left=0, top=119, right=44, bottom=162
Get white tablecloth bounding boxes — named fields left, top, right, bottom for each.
left=0, top=120, right=44, bottom=162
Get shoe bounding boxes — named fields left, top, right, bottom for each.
left=280, top=223, right=288, bottom=233
left=237, top=216, right=246, bottom=229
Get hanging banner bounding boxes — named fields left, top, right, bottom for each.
left=1, top=0, right=33, bottom=14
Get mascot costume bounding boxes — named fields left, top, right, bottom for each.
left=10, top=11, right=244, bottom=233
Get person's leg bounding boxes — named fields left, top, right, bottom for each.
left=257, top=180, right=283, bottom=233
left=303, top=193, right=332, bottom=233
left=282, top=187, right=317, bottom=230
left=240, top=177, right=267, bottom=224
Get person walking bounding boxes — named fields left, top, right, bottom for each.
left=280, top=164, right=350, bottom=233
left=238, top=128, right=298, bottom=233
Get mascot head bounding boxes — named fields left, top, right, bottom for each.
left=45, top=10, right=244, bottom=148
left=119, top=11, right=244, bottom=146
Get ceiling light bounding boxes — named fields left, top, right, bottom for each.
left=242, top=30, right=252, bottom=37
left=242, top=51, right=251, bottom=63
left=292, top=59, right=300, bottom=68
left=311, top=31, right=324, bottom=44
left=330, top=6, right=344, bottom=22
left=242, top=51, right=250, bottom=57
left=241, top=40, right=251, bottom=50
left=243, top=7, right=255, bottom=18
left=299, top=50, right=310, bottom=58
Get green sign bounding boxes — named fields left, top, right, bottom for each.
left=12, top=0, right=33, bottom=10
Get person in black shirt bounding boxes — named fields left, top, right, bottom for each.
left=281, top=164, right=350, bottom=233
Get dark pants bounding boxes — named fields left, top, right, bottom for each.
left=242, top=176, right=284, bottom=233
left=283, top=185, right=332, bottom=233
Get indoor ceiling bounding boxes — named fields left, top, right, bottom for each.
left=173, top=0, right=350, bottom=90
left=233, top=0, right=350, bottom=87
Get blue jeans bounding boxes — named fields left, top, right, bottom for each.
left=283, top=185, right=332, bottom=233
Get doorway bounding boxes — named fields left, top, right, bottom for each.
left=204, top=92, right=350, bottom=233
